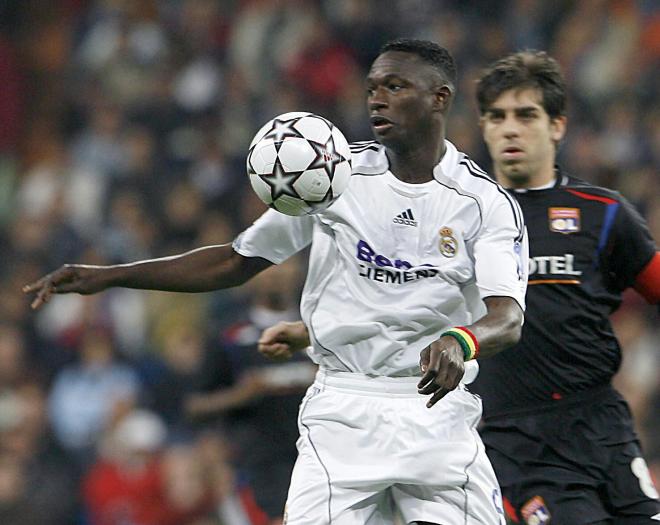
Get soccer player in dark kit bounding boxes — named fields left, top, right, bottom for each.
left=469, top=50, right=660, bottom=524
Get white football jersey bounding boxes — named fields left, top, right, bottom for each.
left=233, top=140, right=528, bottom=377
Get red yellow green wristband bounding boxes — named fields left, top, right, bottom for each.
left=441, top=326, right=480, bottom=361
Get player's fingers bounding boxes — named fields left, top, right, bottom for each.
left=25, top=267, right=78, bottom=298
left=258, top=323, right=287, bottom=345
left=25, top=267, right=68, bottom=290
left=31, top=285, right=55, bottom=310
left=444, top=366, right=464, bottom=391
left=258, top=342, right=282, bottom=354
left=269, top=345, right=292, bottom=358
left=419, top=346, right=430, bottom=373
left=419, top=345, right=450, bottom=393
left=417, top=369, right=440, bottom=394
left=429, top=364, right=450, bottom=393
left=257, top=332, right=277, bottom=346
left=22, top=278, right=46, bottom=294
left=23, top=273, right=55, bottom=293
left=30, top=296, right=44, bottom=310
left=426, top=386, right=451, bottom=408
left=259, top=343, right=291, bottom=358
left=418, top=347, right=442, bottom=392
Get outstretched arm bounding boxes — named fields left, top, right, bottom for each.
left=23, top=244, right=273, bottom=309
left=418, top=295, right=523, bottom=407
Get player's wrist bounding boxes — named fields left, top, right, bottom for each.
left=441, top=327, right=480, bottom=361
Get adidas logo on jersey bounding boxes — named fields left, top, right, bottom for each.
left=393, top=208, right=417, bottom=227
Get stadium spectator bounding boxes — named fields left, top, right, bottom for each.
left=84, top=408, right=157, bottom=524
left=0, top=379, right=78, bottom=525
left=48, top=323, right=140, bottom=467
left=144, top=323, right=207, bottom=431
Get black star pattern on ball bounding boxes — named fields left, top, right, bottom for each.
left=307, top=133, right=347, bottom=181
left=259, top=158, right=303, bottom=200
left=246, top=153, right=257, bottom=175
left=318, top=187, right=335, bottom=206
left=263, top=117, right=304, bottom=146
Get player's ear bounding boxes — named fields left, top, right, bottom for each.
left=433, top=85, right=453, bottom=112
left=550, top=115, right=567, bottom=142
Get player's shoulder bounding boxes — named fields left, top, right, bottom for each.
left=349, top=141, right=388, bottom=175
left=453, top=155, right=498, bottom=190
left=558, top=172, right=624, bottom=204
left=448, top=148, right=514, bottom=206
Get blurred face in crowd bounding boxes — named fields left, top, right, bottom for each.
left=0, top=325, right=25, bottom=385
left=0, top=456, right=24, bottom=504
left=366, top=51, right=446, bottom=150
left=480, top=87, right=566, bottom=188
left=80, top=329, right=114, bottom=367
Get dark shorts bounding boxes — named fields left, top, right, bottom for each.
left=480, top=386, right=660, bottom=525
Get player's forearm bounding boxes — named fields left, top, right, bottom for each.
left=465, top=296, right=523, bottom=358
left=187, top=387, right=259, bottom=419
left=107, top=245, right=268, bottom=292
left=190, top=389, right=252, bottom=414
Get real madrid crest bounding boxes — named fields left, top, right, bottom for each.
left=439, top=227, right=458, bottom=258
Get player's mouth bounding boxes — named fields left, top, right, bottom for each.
left=370, top=115, right=394, bottom=133
left=501, top=146, right=524, bottom=160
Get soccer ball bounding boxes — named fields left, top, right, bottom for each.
left=247, top=112, right=352, bottom=216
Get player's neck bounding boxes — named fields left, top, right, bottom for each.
left=387, top=141, right=446, bottom=184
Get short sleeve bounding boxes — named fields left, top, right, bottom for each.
left=473, top=194, right=528, bottom=310
left=232, top=209, right=314, bottom=264
left=605, top=196, right=657, bottom=289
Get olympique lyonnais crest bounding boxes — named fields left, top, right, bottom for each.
left=548, top=207, right=580, bottom=234
left=521, top=495, right=551, bottom=525
left=439, top=227, right=458, bottom=258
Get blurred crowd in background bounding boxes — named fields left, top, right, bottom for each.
left=0, top=0, right=658, bottom=523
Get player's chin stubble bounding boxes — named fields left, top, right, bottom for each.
left=500, top=163, right=532, bottom=187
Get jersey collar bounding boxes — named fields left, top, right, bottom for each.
left=361, top=140, right=459, bottom=178
left=555, top=165, right=570, bottom=187
left=437, top=140, right=459, bottom=177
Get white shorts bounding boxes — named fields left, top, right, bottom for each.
left=284, top=370, right=505, bottom=525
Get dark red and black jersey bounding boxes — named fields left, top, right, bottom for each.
left=471, top=170, right=658, bottom=419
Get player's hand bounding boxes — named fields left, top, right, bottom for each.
left=22, top=264, right=111, bottom=310
left=258, top=321, right=310, bottom=361
left=418, top=337, right=465, bottom=408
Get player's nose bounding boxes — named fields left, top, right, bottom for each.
left=368, top=87, right=388, bottom=111
left=501, top=114, right=521, bottom=138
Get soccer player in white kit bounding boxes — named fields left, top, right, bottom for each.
left=24, top=39, right=527, bottom=525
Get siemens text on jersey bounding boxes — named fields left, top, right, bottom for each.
left=357, top=240, right=439, bottom=283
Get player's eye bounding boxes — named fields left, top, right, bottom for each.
left=488, top=112, right=504, bottom=122
left=388, top=84, right=402, bottom=92
left=518, top=111, right=537, bottom=121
